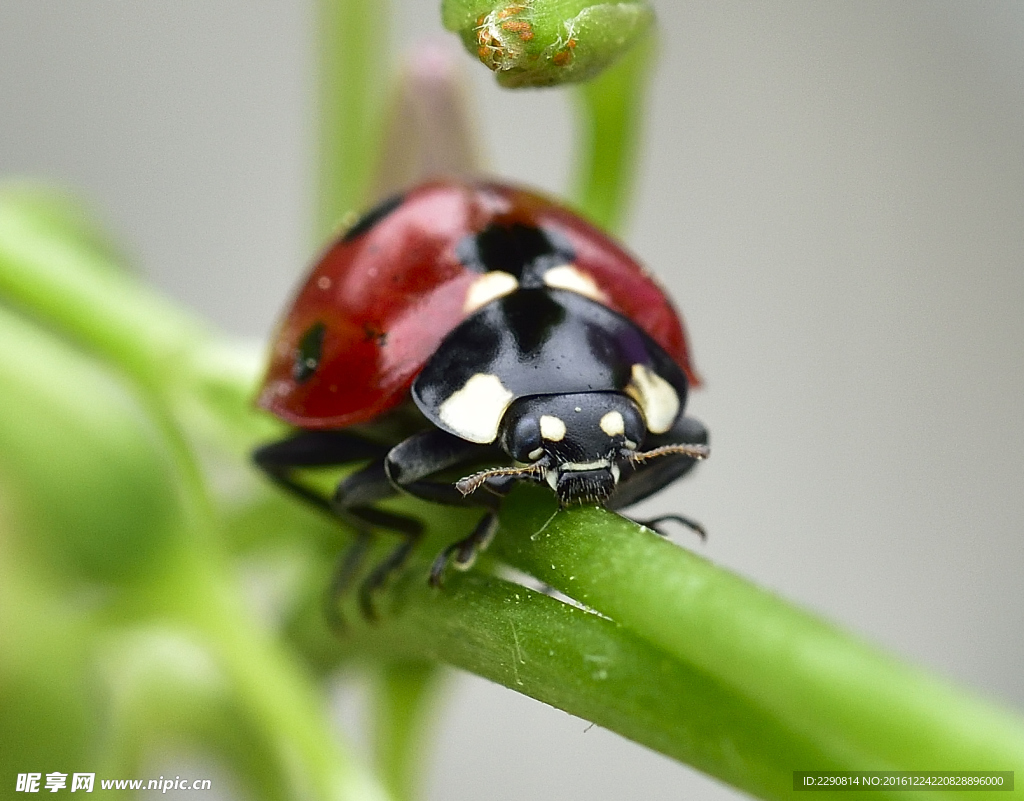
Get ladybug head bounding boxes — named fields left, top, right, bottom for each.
left=498, top=392, right=647, bottom=506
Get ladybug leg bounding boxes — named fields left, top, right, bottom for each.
left=332, top=429, right=495, bottom=617
left=332, top=460, right=424, bottom=534
left=253, top=430, right=389, bottom=515
left=324, top=529, right=372, bottom=631
left=609, top=415, right=709, bottom=513
left=331, top=461, right=434, bottom=621
left=252, top=430, right=425, bottom=533
left=631, top=513, right=707, bottom=542
left=428, top=511, right=500, bottom=588
left=385, top=430, right=507, bottom=587
left=357, top=531, right=424, bottom=621
left=254, top=431, right=426, bottom=621
left=385, top=429, right=504, bottom=508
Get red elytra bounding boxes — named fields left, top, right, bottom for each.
left=257, top=180, right=700, bottom=430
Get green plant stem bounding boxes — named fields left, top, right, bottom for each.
left=316, top=0, right=390, bottom=240
left=0, top=195, right=210, bottom=389
left=113, top=541, right=392, bottom=801
left=493, top=488, right=1024, bottom=789
left=371, top=661, right=441, bottom=801
left=349, top=566, right=849, bottom=801
left=0, top=191, right=272, bottom=459
left=571, top=31, right=655, bottom=233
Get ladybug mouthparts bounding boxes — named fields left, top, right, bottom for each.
left=549, top=464, right=620, bottom=506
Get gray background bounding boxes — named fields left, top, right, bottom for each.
left=2, top=2, right=1023, bottom=799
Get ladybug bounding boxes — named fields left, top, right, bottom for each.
left=254, top=180, right=709, bottom=615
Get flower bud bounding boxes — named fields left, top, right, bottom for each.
left=443, top=1, right=654, bottom=87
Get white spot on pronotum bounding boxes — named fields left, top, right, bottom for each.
left=626, top=364, right=680, bottom=434
left=540, top=415, right=567, bottom=442
left=317, top=275, right=332, bottom=290
left=599, top=410, right=625, bottom=437
left=543, top=264, right=607, bottom=302
left=464, top=271, right=519, bottom=313
left=439, top=373, right=514, bottom=444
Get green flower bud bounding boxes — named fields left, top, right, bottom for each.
left=443, top=1, right=655, bottom=88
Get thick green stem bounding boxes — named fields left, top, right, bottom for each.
left=492, top=488, right=1024, bottom=793
left=348, top=567, right=853, bottom=801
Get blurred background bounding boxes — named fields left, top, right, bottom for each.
left=1, top=2, right=1022, bottom=799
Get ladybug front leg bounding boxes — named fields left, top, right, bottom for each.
left=253, top=430, right=422, bottom=534
left=385, top=429, right=505, bottom=507
left=253, top=429, right=387, bottom=514
left=385, top=430, right=509, bottom=586
left=427, top=512, right=500, bottom=588
left=336, top=429, right=500, bottom=617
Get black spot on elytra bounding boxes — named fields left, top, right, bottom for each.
left=341, top=193, right=405, bottom=242
left=455, top=223, right=576, bottom=285
left=363, top=325, right=387, bottom=345
left=294, top=322, right=326, bottom=383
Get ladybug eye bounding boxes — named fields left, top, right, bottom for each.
left=501, top=409, right=541, bottom=463
left=293, top=322, right=326, bottom=383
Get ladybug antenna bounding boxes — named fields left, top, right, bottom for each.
left=456, top=463, right=546, bottom=496
left=626, top=443, right=710, bottom=464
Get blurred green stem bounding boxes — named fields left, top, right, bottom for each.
left=316, top=0, right=391, bottom=240
left=571, top=30, right=655, bottom=232
left=0, top=285, right=390, bottom=801
left=0, top=196, right=210, bottom=391
left=372, top=661, right=441, bottom=801
left=115, top=542, right=391, bottom=801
